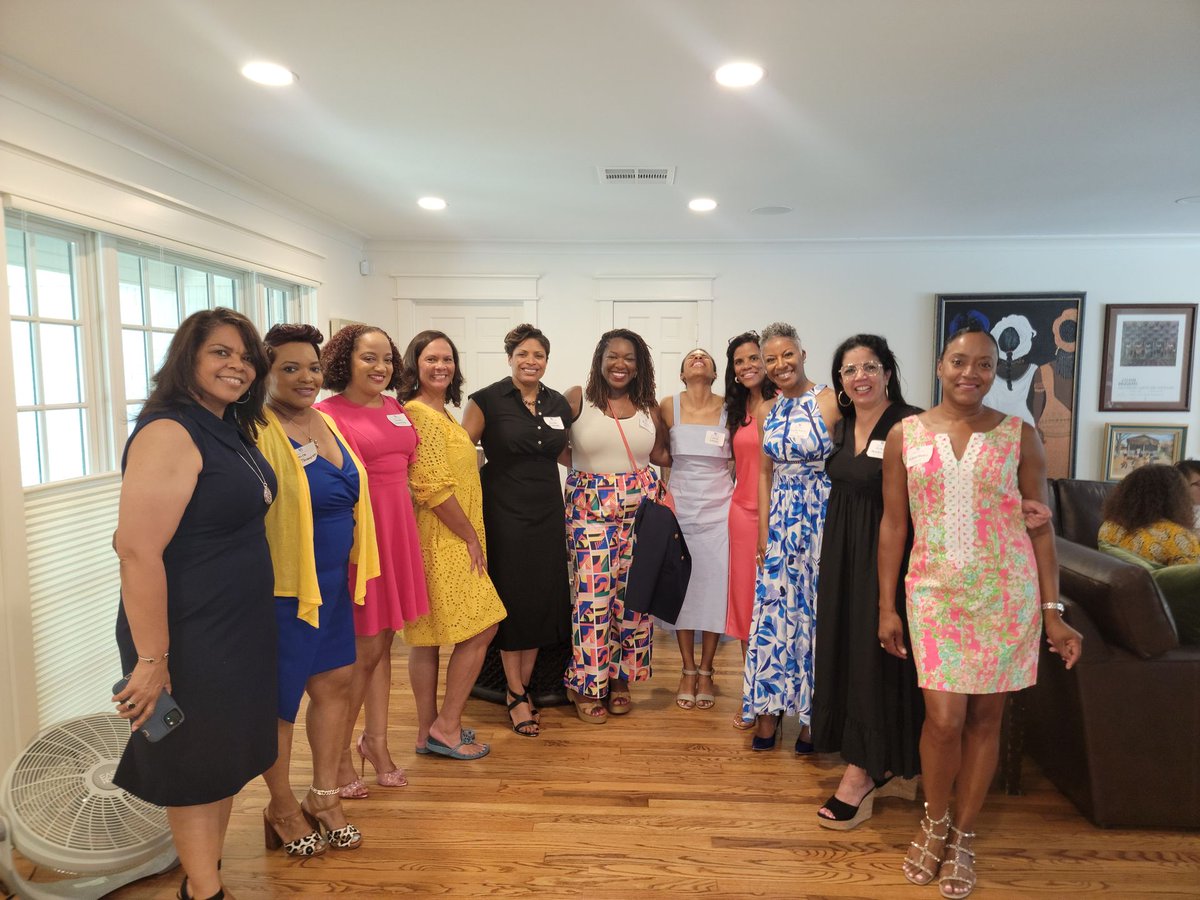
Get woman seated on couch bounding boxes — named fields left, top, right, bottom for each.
left=1099, top=464, right=1200, bottom=567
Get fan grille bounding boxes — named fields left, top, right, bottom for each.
left=6, top=715, right=168, bottom=867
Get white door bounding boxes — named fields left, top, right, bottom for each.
left=411, top=301, right=527, bottom=419
left=612, top=301, right=700, bottom=395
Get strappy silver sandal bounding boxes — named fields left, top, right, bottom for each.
left=939, top=824, right=977, bottom=898
left=903, top=802, right=952, bottom=886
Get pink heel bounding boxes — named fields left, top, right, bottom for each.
left=356, top=733, right=408, bottom=787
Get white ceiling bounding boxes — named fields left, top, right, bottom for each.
left=2, top=0, right=1199, bottom=243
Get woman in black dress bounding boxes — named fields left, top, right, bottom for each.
left=810, top=333, right=922, bottom=830
left=112, top=308, right=277, bottom=900
left=462, top=324, right=571, bottom=736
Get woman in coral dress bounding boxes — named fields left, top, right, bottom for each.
left=878, top=326, right=1081, bottom=899
left=317, top=324, right=429, bottom=796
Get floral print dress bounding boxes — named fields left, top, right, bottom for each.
left=902, top=414, right=1040, bottom=693
left=740, top=387, right=833, bottom=725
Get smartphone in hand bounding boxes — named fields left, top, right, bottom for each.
left=112, top=676, right=185, bottom=742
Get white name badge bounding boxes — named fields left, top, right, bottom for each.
left=704, top=429, right=726, bottom=447
left=543, top=415, right=564, bottom=430
left=866, top=439, right=886, bottom=459
left=387, top=413, right=411, bottom=427
left=295, top=440, right=319, bottom=466
left=906, top=445, right=934, bottom=467
left=638, top=414, right=655, bottom=433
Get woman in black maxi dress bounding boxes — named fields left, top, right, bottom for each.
left=463, top=324, right=571, bottom=737
left=811, top=334, right=923, bottom=829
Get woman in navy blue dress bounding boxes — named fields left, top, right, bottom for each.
left=113, top=308, right=277, bottom=900
left=257, top=324, right=381, bottom=856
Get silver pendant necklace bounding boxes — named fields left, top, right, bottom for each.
left=234, top=442, right=273, bottom=504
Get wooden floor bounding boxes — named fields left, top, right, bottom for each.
left=12, top=639, right=1200, bottom=898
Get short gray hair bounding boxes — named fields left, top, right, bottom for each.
left=760, top=321, right=801, bottom=349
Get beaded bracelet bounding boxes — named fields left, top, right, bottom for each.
left=1041, top=602, right=1065, bottom=614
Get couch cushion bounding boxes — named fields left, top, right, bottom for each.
left=1056, top=536, right=1179, bottom=658
left=1153, top=564, right=1200, bottom=645
left=1098, top=541, right=1159, bottom=571
left=1053, top=479, right=1114, bottom=548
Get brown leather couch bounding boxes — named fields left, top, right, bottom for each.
left=1023, top=479, right=1200, bottom=828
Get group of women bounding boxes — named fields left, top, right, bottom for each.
left=110, top=308, right=1082, bottom=900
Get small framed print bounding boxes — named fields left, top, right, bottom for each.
left=1100, top=303, right=1196, bottom=411
left=1102, top=423, right=1189, bottom=482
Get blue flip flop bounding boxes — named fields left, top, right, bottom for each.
left=425, top=727, right=489, bottom=760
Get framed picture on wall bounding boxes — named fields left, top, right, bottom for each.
left=934, top=292, right=1085, bottom=479
left=1102, top=423, right=1189, bottom=481
left=1099, top=303, right=1196, bottom=411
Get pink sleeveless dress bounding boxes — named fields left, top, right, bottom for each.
left=725, top=415, right=762, bottom=641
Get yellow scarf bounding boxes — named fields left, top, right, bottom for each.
left=258, top=408, right=381, bottom=626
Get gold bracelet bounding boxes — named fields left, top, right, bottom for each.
left=1041, top=602, right=1065, bottom=614
left=137, top=651, right=169, bottom=663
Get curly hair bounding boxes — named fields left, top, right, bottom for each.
left=584, top=328, right=656, bottom=412
left=320, top=324, right=401, bottom=393
left=830, top=333, right=909, bottom=417
left=1103, top=464, right=1194, bottom=531
left=399, top=330, right=465, bottom=406
left=723, top=331, right=777, bottom=442
left=504, top=323, right=550, bottom=357
left=1177, top=459, right=1200, bottom=481
left=263, top=323, right=323, bottom=361
left=141, top=307, right=268, bottom=437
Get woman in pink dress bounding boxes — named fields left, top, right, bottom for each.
left=722, top=332, right=776, bottom=729
left=317, top=325, right=429, bottom=797
left=877, top=326, right=1081, bottom=899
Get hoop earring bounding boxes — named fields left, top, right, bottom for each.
left=734, top=376, right=741, bottom=384
left=837, top=389, right=852, bottom=408
left=235, top=392, right=251, bottom=405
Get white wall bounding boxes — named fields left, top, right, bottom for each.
left=0, top=62, right=369, bottom=769
left=363, top=237, right=1200, bottom=479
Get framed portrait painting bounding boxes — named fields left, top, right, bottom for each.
left=934, top=292, right=1085, bottom=479
left=1099, top=303, right=1196, bottom=411
left=1102, top=423, right=1188, bottom=481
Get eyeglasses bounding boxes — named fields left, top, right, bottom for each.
left=839, top=361, right=884, bottom=378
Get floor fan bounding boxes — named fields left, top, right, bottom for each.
left=0, top=714, right=177, bottom=899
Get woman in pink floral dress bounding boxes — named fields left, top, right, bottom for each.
left=877, top=326, right=1081, bottom=899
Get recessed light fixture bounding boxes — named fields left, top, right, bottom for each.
left=689, top=198, right=717, bottom=213
left=418, top=197, right=447, bottom=211
left=1175, top=195, right=1200, bottom=205
left=714, top=61, right=764, bottom=88
left=751, top=205, right=793, bottom=215
left=240, top=61, right=295, bottom=86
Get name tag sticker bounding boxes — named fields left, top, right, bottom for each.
left=704, top=430, right=726, bottom=447
left=638, top=414, right=655, bottom=433
left=295, top=441, right=319, bottom=466
left=387, top=413, right=411, bottom=427
left=906, top=445, right=934, bottom=467
left=866, top=439, right=886, bottom=459
left=543, top=415, right=564, bottom=430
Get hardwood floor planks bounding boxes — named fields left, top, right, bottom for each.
left=8, top=639, right=1196, bottom=898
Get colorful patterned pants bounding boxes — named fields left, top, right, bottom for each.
left=564, top=468, right=656, bottom=699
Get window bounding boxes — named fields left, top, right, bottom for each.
left=5, top=213, right=313, bottom=485
left=7, top=224, right=94, bottom=485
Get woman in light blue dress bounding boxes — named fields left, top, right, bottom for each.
left=659, top=349, right=733, bottom=710
left=741, top=322, right=840, bottom=751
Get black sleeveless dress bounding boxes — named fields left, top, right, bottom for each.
left=114, top=403, right=278, bottom=807
left=811, top=402, right=923, bottom=780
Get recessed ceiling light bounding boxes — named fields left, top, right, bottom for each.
left=240, top=61, right=295, bottom=86
left=418, top=197, right=447, bottom=211
left=751, top=205, right=793, bottom=215
left=1175, top=195, right=1200, bottom=205
left=689, top=198, right=717, bottom=213
left=714, top=62, right=764, bottom=88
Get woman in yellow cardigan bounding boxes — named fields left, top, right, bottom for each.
left=257, top=324, right=380, bottom=855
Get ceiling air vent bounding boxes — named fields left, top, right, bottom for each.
left=597, top=166, right=676, bottom=184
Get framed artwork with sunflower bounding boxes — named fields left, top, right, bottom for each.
left=934, top=292, right=1085, bottom=479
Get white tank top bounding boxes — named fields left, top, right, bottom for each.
left=571, top=401, right=654, bottom=474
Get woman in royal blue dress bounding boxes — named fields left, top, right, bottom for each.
left=740, top=322, right=840, bottom=752
left=257, top=324, right=380, bottom=855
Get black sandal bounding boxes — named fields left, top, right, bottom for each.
left=524, top=682, right=541, bottom=724
left=506, top=689, right=539, bottom=737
